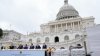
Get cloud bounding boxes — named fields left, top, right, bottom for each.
left=0, top=22, right=10, bottom=30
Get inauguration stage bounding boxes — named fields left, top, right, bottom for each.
left=0, top=49, right=86, bottom=56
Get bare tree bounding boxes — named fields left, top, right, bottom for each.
left=0, top=28, right=3, bottom=39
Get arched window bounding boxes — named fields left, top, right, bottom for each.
left=75, top=34, right=80, bottom=39
left=84, top=35, right=87, bottom=37
left=37, top=38, right=40, bottom=43
left=64, top=35, right=69, bottom=41
left=60, top=47, right=65, bottom=49
left=45, top=37, right=49, bottom=42
left=29, top=39, right=32, bottom=42
left=55, top=36, right=59, bottom=43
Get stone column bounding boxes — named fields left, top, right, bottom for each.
left=50, top=25, right=52, bottom=33
left=61, top=24, right=63, bottom=31
left=71, top=22, right=73, bottom=30
left=56, top=24, right=58, bottom=32
left=79, top=21, right=80, bottom=30
left=66, top=23, right=67, bottom=30
left=50, top=25, right=51, bottom=33
left=72, top=22, right=74, bottom=30
left=55, top=25, right=56, bottom=32
left=80, top=21, right=83, bottom=30
left=78, top=21, right=80, bottom=29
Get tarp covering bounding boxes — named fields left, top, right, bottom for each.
left=0, top=50, right=45, bottom=56
left=51, top=49, right=69, bottom=56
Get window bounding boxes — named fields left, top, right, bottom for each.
left=51, top=25, right=55, bottom=28
left=74, top=22, right=78, bottom=25
left=37, top=38, right=40, bottom=43
left=29, top=39, right=32, bottom=42
left=64, top=35, right=69, bottom=41
left=62, top=24, right=66, bottom=27
left=55, top=36, right=59, bottom=43
left=58, top=24, right=61, bottom=27
left=67, top=23, right=71, bottom=26
left=75, top=34, right=80, bottom=39
left=45, top=37, right=49, bottom=42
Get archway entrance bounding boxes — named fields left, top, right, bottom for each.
left=55, top=36, right=59, bottom=43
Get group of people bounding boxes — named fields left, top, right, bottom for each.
left=1, top=43, right=47, bottom=49
left=1, top=43, right=55, bottom=56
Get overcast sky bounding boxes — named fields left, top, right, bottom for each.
left=0, top=0, right=100, bottom=34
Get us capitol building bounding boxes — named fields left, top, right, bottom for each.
left=0, top=0, right=95, bottom=53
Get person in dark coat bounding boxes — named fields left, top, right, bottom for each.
left=1, top=46, right=4, bottom=49
left=30, top=43, right=34, bottom=49
left=20, top=44, right=23, bottom=49
left=9, top=44, right=15, bottom=49
left=9, top=45, right=15, bottom=49
left=35, top=44, right=41, bottom=49
left=42, top=43, right=47, bottom=49
left=24, top=44, right=28, bottom=49
left=17, top=44, right=20, bottom=49
left=42, top=43, right=47, bottom=56
left=17, top=44, right=23, bottom=49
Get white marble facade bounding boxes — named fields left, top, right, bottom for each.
left=0, top=0, right=95, bottom=53
left=25, top=0, right=95, bottom=49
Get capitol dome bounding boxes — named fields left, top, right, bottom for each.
left=56, top=0, right=79, bottom=20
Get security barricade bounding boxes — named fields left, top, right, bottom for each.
left=71, top=48, right=85, bottom=56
